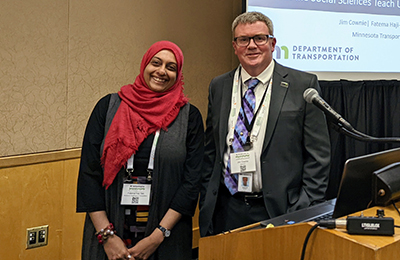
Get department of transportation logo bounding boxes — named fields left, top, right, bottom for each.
left=274, top=45, right=359, bottom=61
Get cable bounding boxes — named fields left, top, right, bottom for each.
left=391, top=200, right=400, bottom=216
left=302, top=215, right=398, bottom=260
left=391, top=201, right=400, bottom=228
left=300, top=223, right=321, bottom=260
left=301, top=207, right=399, bottom=260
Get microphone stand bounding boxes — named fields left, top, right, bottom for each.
left=330, top=122, right=400, bottom=143
left=303, top=88, right=400, bottom=143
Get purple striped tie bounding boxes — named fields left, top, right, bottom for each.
left=224, top=78, right=259, bottom=195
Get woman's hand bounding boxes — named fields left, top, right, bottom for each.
left=88, top=211, right=131, bottom=260
left=128, top=228, right=164, bottom=260
left=103, top=235, right=132, bottom=260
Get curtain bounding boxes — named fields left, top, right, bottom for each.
left=319, top=80, right=400, bottom=199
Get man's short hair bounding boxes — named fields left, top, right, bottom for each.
left=232, top=11, right=274, bottom=36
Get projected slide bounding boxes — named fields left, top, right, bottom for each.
left=248, top=0, right=400, bottom=72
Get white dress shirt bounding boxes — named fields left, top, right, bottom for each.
left=223, top=60, right=275, bottom=192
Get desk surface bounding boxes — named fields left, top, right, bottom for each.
left=321, top=202, right=400, bottom=248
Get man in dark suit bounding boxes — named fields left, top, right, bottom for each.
left=199, top=11, right=331, bottom=237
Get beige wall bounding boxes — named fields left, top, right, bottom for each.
left=0, top=0, right=242, bottom=259
left=0, top=0, right=242, bottom=157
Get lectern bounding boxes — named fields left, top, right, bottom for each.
left=199, top=202, right=400, bottom=260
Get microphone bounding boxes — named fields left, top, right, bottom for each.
left=303, top=88, right=354, bottom=131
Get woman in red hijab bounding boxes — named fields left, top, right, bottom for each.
left=77, top=41, right=204, bottom=260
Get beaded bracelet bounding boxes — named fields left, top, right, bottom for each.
left=95, top=223, right=116, bottom=244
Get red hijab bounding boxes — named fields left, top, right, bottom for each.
left=101, top=41, right=188, bottom=188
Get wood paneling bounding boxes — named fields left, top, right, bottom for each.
left=0, top=160, right=65, bottom=259
left=0, top=150, right=82, bottom=259
left=62, top=158, right=85, bottom=260
left=0, top=149, right=200, bottom=259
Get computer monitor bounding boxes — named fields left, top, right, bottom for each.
left=332, top=147, right=400, bottom=218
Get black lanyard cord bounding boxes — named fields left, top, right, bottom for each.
left=239, top=79, right=270, bottom=132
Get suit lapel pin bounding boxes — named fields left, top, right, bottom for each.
left=280, top=82, right=289, bottom=88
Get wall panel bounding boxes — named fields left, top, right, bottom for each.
left=0, top=160, right=65, bottom=259
left=0, top=150, right=202, bottom=259
left=0, top=0, right=242, bottom=258
left=62, top=158, right=85, bottom=260
left=0, top=0, right=69, bottom=156
left=0, top=0, right=242, bottom=157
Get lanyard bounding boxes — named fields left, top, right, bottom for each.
left=239, top=77, right=270, bottom=133
left=126, top=129, right=160, bottom=181
left=228, top=66, right=273, bottom=146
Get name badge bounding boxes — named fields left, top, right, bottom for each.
left=238, top=173, right=253, bottom=193
left=230, top=150, right=256, bottom=174
left=120, top=183, right=151, bottom=205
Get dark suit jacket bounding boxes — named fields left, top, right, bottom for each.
left=199, top=61, right=331, bottom=237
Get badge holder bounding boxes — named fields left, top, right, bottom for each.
left=229, top=139, right=256, bottom=193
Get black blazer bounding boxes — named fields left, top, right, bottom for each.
left=199, top=61, right=331, bottom=237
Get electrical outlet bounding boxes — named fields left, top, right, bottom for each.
left=26, top=225, right=48, bottom=249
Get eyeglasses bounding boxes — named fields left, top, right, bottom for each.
left=234, top=34, right=274, bottom=47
